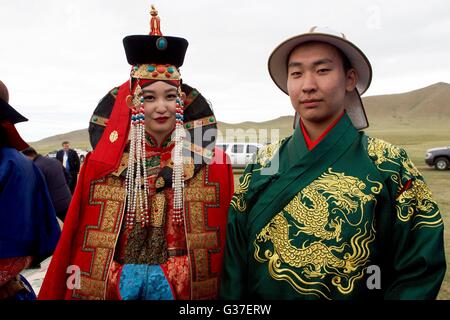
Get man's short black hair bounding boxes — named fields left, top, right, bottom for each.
left=62, top=141, right=69, bottom=146
left=288, top=41, right=353, bottom=73
left=336, top=48, right=352, bottom=73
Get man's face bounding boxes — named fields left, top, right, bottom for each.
left=63, top=143, right=70, bottom=151
left=286, top=42, right=357, bottom=125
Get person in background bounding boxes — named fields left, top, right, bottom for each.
left=0, top=80, right=61, bottom=300
left=22, top=146, right=72, bottom=222
left=56, top=141, right=80, bottom=194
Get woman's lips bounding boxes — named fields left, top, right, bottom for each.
left=154, top=117, right=169, bottom=123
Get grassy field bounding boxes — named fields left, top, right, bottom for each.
left=232, top=124, right=450, bottom=299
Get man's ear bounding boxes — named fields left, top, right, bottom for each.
left=345, top=68, right=358, bottom=92
left=180, top=91, right=187, bottom=101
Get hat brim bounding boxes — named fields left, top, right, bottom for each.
left=268, top=33, right=372, bottom=94
left=268, top=33, right=371, bottom=130
left=0, top=98, right=28, bottom=124
left=344, top=89, right=369, bottom=130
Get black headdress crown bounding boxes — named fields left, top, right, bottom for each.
left=123, top=5, right=188, bottom=67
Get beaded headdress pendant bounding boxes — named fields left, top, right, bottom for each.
left=124, top=5, right=186, bottom=229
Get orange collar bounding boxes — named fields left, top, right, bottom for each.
left=300, top=111, right=345, bottom=151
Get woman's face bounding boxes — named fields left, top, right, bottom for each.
left=141, top=81, right=178, bottom=139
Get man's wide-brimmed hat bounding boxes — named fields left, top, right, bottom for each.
left=268, top=26, right=372, bottom=130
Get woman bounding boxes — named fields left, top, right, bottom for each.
left=39, top=6, right=234, bottom=300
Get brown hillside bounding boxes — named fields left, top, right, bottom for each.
left=364, top=82, right=450, bottom=127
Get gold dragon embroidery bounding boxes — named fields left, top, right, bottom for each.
left=254, top=169, right=380, bottom=299
left=284, top=169, right=380, bottom=241
left=396, top=179, right=443, bottom=229
left=230, top=138, right=287, bottom=213
left=256, top=139, right=285, bottom=167
left=230, top=172, right=252, bottom=213
left=367, top=137, right=442, bottom=228
left=255, top=214, right=376, bottom=299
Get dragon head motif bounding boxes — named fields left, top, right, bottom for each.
left=313, top=169, right=373, bottom=214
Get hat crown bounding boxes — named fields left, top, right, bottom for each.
left=307, top=26, right=347, bottom=39
left=123, top=5, right=188, bottom=67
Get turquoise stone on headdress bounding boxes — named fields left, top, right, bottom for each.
left=156, top=37, right=168, bottom=50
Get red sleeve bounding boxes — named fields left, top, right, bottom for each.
left=38, top=153, right=90, bottom=299
left=206, top=148, right=234, bottom=287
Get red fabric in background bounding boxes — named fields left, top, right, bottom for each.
left=0, top=256, right=32, bottom=286
left=0, top=121, right=29, bottom=151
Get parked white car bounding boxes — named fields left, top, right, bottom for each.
left=216, top=142, right=264, bottom=168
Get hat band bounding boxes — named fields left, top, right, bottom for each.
left=131, top=64, right=181, bottom=81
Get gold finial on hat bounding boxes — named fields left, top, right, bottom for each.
left=150, top=4, right=162, bottom=36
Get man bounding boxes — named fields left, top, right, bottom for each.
left=220, top=27, right=446, bottom=299
left=22, top=147, right=72, bottom=222
left=56, top=141, right=80, bottom=194
left=0, top=80, right=61, bottom=299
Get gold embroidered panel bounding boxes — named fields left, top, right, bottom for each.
left=73, top=175, right=126, bottom=299
left=184, top=167, right=221, bottom=299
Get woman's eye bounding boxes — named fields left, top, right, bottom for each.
left=143, top=95, right=154, bottom=101
left=318, top=69, right=330, bottom=74
left=167, top=94, right=177, bottom=99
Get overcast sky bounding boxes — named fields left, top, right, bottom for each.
left=1, top=0, right=449, bottom=141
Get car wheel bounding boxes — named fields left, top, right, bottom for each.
left=434, top=157, right=449, bottom=170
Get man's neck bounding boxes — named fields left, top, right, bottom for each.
left=301, top=111, right=345, bottom=142
left=299, top=110, right=346, bottom=151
